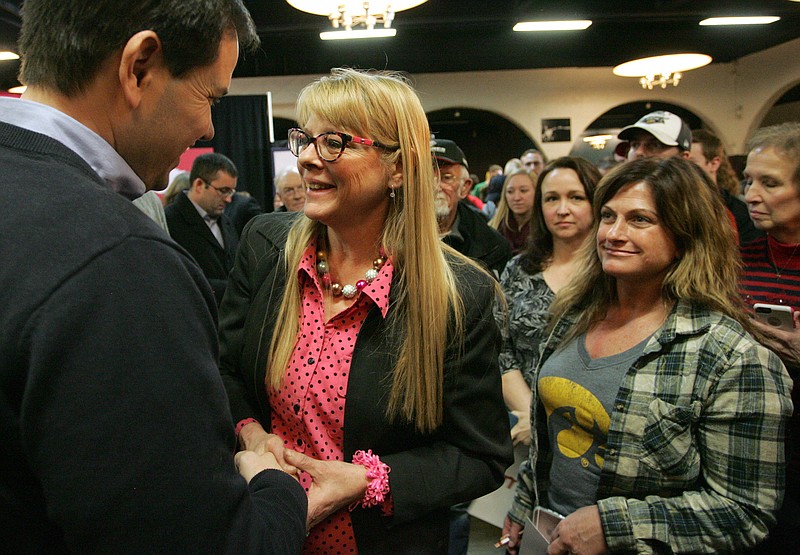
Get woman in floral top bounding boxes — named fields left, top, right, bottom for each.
left=498, top=157, right=600, bottom=445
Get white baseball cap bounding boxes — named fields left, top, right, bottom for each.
left=618, top=111, right=692, bottom=151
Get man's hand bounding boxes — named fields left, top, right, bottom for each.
left=238, top=421, right=297, bottom=476
left=234, top=450, right=294, bottom=483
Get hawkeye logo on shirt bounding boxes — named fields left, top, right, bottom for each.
left=539, top=377, right=610, bottom=469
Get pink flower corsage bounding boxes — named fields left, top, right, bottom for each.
left=350, top=449, right=392, bottom=515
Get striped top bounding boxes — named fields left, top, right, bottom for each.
left=740, top=235, right=800, bottom=308
left=740, top=234, right=800, bottom=503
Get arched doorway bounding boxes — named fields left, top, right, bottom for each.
left=426, top=108, right=541, bottom=179
left=758, top=82, right=800, bottom=128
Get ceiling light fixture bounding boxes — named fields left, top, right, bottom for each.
left=513, top=20, right=592, bottom=32
left=613, top=53, right=712, bottom=89
left=699, top=16, right=780, bottom=26
left=8, top=85, right=26, bottom=94
left=287, top=0, right=428, bottom=40
left=582, top=134, right=613, bottom=150
left=0, top=51, right=19, bottom=61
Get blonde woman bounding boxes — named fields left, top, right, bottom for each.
left=219, top=68, right=512, bottom=554
left=489, top=170, right=536, bottom=254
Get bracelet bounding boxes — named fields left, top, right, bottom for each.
left=350, top=449, right=391, bottom=515
left=234, top=418, right=258, bottom=437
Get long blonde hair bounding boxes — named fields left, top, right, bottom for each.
left=488, top=170, right=535, bottom=231
left=267, top=68, right=464, bottom=432
left=550, top=157, right=752, bottom=343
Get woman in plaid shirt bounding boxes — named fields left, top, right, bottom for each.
left=503, top=158, right=793, bottom=554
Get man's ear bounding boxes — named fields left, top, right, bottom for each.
left=708, top=155, right=722, bottom=173
left=118, top=30, right=163, bottom=110
left=460, top=177, right=473, bottom=198
left=189, top=177, right=205, bottom=197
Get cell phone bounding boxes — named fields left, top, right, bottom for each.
left=753, top=303, right=795, bottom=331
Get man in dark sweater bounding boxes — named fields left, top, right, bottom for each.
left=0, top=1, right=307, bottom=553
left=432, top=138, right=512, bottom=279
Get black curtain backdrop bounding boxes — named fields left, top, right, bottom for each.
left=197, top=95, right=273, bottom=211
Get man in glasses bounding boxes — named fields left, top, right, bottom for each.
left=274, top=165, right=307, bottom=213
left=166, top=153, right=240, bottom=305
left=432, top=139, right=511, bottom=280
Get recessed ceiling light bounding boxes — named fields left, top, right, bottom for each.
left=699, top=16, right=780, bottom=26
left=0, top=51, right=19, bottom=61
left=320, top=28, right=396, bottom=40
left=8, top=85, right=26, bottom=94
left=513, top=20, right=592, bottom=32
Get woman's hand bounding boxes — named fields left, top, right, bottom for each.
left=547, top=505, right=607, bottom=555
left=234, top=450, right=294, bottom=483
left=752, top=311, right=800, bottom=368
left=284, top=449, right=369, bottom=530
left=238, top=421, right=297, bottom=475
left=510, top=409, right=532, bottom=446
left=501, top=515, right=525, bottom=555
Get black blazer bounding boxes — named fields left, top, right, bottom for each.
left=224, top=192, right=264, bottom=238
left=218, top=212, right=513, bottom=554
left=165, top=192, right=239, bottom=304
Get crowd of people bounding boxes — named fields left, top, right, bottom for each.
left=2, top=1, right=799, bottom=553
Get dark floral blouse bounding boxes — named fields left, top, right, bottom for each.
left=495, top=255, right=555, bottom=387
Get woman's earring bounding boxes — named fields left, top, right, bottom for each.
left=389, top=189, right=396, bottom=198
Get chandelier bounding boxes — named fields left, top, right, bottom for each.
left=582, top=134, right=613, bottom=150
left=613, top=53, right=712, bottom=90
left=286, top=1, right=429, bottom=40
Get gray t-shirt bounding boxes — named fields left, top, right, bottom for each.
left=538, top=333, right=648, bottom=515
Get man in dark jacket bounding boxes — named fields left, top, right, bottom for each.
left=1, top=1, right=306, bottom=552
left=166, top=153, right=240, bottom=304
left=431, top=138, right=512, bottom=555
left=432, top=138, right=512, bottom=279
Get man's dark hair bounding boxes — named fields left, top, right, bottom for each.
left=19, top=0, right=260, bottom=97
left=190, top=153, right=238, bottom=183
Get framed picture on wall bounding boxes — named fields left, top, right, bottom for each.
left=541, top=118, right=571, bottom=143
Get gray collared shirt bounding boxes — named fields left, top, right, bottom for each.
left=0, top=96, right=145, bottom=199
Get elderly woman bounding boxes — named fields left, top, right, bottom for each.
left=739, top=122, right=800, bottom=553
left=497, top=157, right=600, bottom=446
left=218, top=68, right=512, bottom=554
left=503, top=158, right=792, bottom=554
left=489, top=170, right=537, bottom=254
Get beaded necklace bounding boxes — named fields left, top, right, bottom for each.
left=316, top=249, right=386, bottom=299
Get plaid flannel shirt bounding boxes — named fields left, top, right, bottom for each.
left=508, top=300, right=793, bottom=554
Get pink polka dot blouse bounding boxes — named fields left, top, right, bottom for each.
left=268, top=240, right=394, bottom=554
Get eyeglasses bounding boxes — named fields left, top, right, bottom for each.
left=203, top=180, right=236, bottom=197
left=433, top=167, right=463, bottom=186
left=279, top=185, right=305, bottom=197
left=288, top=128, right=398, bottom=163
